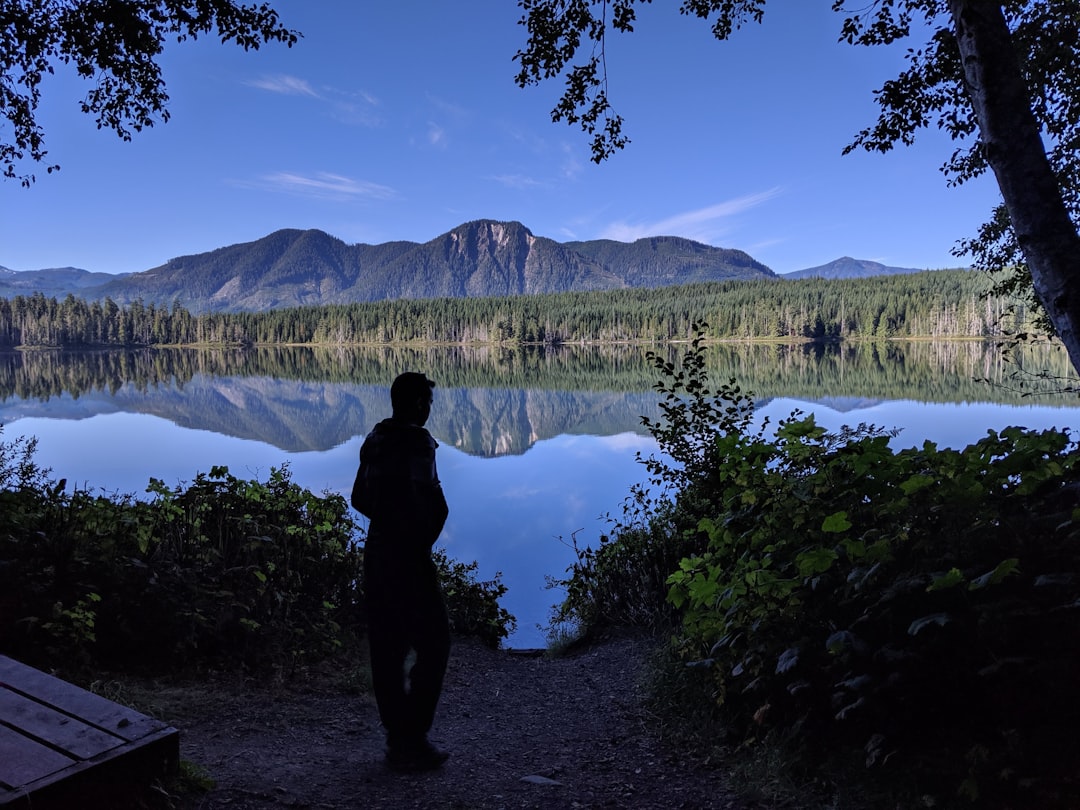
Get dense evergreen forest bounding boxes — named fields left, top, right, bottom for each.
left=0, top=270, right=1040, bottom=348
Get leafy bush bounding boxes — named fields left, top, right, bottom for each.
left=435, top=550, right=516, bottom=648
left=0, top=461, right=365, bottom=674
left=550, top=334, right=758, bottom=634
left=668, top=419, right=1080, bottom=804
left=549, top=509, right=686, bottom=634
left=0, top=444, right=516, bottom=675
left=555, top=329, right=1080, bottom=806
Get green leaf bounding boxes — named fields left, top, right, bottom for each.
left=927, top=568, right=965, bottom=591
left=797, top=548, right=838, bottom=577
left=667, top=587, right=687, bottom=609
left=968, top=558, right=1020, bottom=590
left=841, top=538, right=867, bottom=559
left=821, top=511, right=852, bottom=533
left=688, top=574, right=719, bottom=605
left=899, top=474, right=936, bottom=495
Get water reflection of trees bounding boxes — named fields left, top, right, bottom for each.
left=1, top=343, right=1076, bottom=456
left=1, top=342, right=1075, bottom=405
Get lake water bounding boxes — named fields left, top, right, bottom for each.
left=2, top=342, right=1079, bottom=648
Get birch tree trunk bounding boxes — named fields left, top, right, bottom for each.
left=947, top=0, right=1080, bottom=374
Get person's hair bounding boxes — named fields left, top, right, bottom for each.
left=390, top=372, right=435, bottom=414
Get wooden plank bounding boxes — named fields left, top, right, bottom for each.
left=0, top=656, right=179, bottom=809
left=0, top=688, right=125, bottom=759
left=0, top=727, right=178, bottom=809
left=0, top=656, right=166, bottom=742
left=0, top=725, right=75, bottom=789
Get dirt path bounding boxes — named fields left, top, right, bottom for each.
left=157, top=632, right=753, bottom=809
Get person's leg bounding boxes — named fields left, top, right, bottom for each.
left=367, top=604, right=412, bottom=748
left=365, top=544, right=413, bottom=749
left=407, top=584, right=450, bottom=737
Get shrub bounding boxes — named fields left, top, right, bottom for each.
left=0, top=444, right=516, bottom=675
left=434, top=550, right=516, bottom=648
left=555, top=328, right=1080, bottom=806
left=550, top=328, right=758, bottom=634
left=667, top=420, right=1080, bottom=805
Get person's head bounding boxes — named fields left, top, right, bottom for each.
left=390, top=372, right=435, bottom=426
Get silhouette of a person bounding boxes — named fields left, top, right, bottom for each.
left=351, top=372, right=451, bottom=771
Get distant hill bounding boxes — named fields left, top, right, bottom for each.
left=783, top=257, right=932, bottom=280
left=563, top=235, right=771, bottom=287
left=1, top=220, right=777, bottom=313
left=0, top=266, right=132, bottom=299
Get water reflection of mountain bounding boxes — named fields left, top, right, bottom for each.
left=0, top=375, right=661, bottom=456
left=435, top=387, right=662, bottom=456
left=0, top=342, right=1074, bottom=456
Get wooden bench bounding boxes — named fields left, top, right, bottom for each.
left=0, top=655, right=178, bottom=809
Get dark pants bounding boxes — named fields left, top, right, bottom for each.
left=364, top=535, right=450, bottom=748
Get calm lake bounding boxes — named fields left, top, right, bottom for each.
left=2, top=341, right=1079, bottom=648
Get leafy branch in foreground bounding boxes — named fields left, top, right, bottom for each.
left=2, top=1, right=298, bottom=185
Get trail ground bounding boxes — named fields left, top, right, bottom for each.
left=128, top=631, right=754, bottom=809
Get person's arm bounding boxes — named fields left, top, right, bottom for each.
left=409, top=431, right=448, bottom=546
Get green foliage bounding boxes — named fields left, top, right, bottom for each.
left=550, top=324, right=757, bottom=634
left=548, top=516, right=686, bottom=634
left=138, top=464, right=365, bottom=672
left=554, top=332, right=1080, bottom=806
left=0, top=270, right=1049, bottom=349
left=1, top=460, right=364, bottom=674
left=0, top=443, right=516, bottom=675
left=667, top=419, right=1080, bottom=803
left=434, top=549, right=516, bottom=648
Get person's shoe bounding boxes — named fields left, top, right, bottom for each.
left=386, top=738, right=449, bottom=772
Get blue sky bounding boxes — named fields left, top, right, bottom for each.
left=2, top=1, right=1002, bottom=276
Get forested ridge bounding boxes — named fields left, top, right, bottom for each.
left=0, top=270, right=1038, bottom=348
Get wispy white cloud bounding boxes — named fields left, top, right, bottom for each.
left=247, top=75, right=382, bottom=127
left=355, top=89, right=380, bottom=107
left=245, top=74, right=321, bottom=98
left=326, top=87, right=382, bottom=126
left=490, top=173, right=548, bottom=190
left=744, top=236, right=786, bottom=254
left=243, top=171, right=398, bottom=201
left=427, top=122, right=447, bottom=148
left=598, top=188, right=785, bottom=244
left=330, top=100, right=382, bottom=127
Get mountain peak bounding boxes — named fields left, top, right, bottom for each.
left=785, top=256, right=926, bottom=280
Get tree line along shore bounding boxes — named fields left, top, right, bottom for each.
left=0, top=270, right=1045, bottom=349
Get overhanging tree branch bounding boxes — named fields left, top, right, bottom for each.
left=1, top=0, right=298, bottom=186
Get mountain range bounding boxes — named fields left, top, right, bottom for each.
left=1, top=220, right=937, bottom=313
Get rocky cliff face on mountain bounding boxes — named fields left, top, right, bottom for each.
left=1, top=220, right=776, bottom=313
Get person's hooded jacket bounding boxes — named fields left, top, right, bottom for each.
left=351, top=417, right=449, bottom=556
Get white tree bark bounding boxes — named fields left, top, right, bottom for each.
left=947, top=0, right=1080, bottom=374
